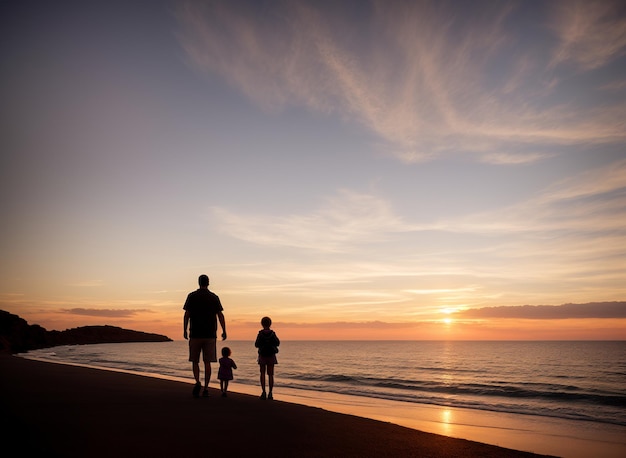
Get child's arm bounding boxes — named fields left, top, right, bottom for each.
left=232, top=360, right=237, bottom=369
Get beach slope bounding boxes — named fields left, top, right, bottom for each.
left=0, top=356, right=553, bottom=457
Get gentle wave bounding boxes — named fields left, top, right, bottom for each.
left=275, top=378, right=626, bottom=426
left=285, top=372, right=626, bottom=408
left=19, top=340, right=626, bottom=427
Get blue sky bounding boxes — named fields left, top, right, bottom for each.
left=1, top=1, right=625, bottom=339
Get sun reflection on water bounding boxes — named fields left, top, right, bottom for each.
left=441, top=409, right=453, bottom=435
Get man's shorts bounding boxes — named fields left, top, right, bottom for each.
left=188, top=338, right=217, bottom=363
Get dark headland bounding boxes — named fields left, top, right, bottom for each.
left=0, top=309, right=172, bottom=354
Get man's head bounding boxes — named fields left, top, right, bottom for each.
left=198, top=274, right=209, bottom=288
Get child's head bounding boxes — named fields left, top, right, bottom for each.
left=261, top=316, right=272, bottom=329
left=221, top=346, right=231, bottom=357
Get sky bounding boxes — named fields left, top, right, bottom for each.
left=1, top=0, right=625, bottom=340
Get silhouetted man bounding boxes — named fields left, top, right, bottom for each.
left=183, top=274, right=227, bottom=397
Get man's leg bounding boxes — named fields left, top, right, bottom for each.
left=201, top=338, right=215, bottom=396
left=192, top=362, right=200, bottom=383
left=191, top=362, right=202, bottom=397
left=189, top=339, right=202, bottom=397
left=203, top=361, right=211, bottom=389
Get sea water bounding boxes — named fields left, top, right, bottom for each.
left=20, top=340, right=626, bottom=427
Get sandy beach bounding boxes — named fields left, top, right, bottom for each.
left=0, top=355, right=555, bottom=458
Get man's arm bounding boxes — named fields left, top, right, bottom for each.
left=217, top=310, right=227, bottom=340
left=183, top=310, right=190, bottom=340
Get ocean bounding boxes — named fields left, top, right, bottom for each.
left=19, top=340, right=626, bottom=457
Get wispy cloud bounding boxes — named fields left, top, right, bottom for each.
left=276, top=320, right=420, bottom=330
left=61, top=308, right=153, bottom=318
left=458, top=302, right=626, bottom=319
left=176, top=0, right=626, bottom=162
left=601, top=80, right=626, bottom=91
left=209, top=155, right=626, bottom=309
left=479, top=152, right=552, bottom=165
left=536, top=158, right=626, bottom=204
left=211, top=158, right=626, bottom=251
left=67, top=280, right=104, bottom=288
left=549, top=0, right=626, bottom=71
left=439, top=158, right=626, bottom=235
left=211, top=189, right=412, bottom=252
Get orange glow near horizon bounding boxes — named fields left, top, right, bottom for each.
left=4, top=304, right=625, bottom=341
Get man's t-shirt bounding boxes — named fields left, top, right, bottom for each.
left=183, top=289, right=223, bottom=338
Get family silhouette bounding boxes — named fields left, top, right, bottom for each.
left=183, top=274, right=280, bottom=400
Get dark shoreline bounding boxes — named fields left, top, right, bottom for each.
left=0, top=355, right=554, bottom=458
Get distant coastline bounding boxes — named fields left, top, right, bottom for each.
left=0, top=309, right=172, bottom=354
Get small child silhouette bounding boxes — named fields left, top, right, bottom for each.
left=217, top=347, right=237, bottom=397
left=254, top=316, right=280, bottom=400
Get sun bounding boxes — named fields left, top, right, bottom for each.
left=439, top=307, right=459, bottom=325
